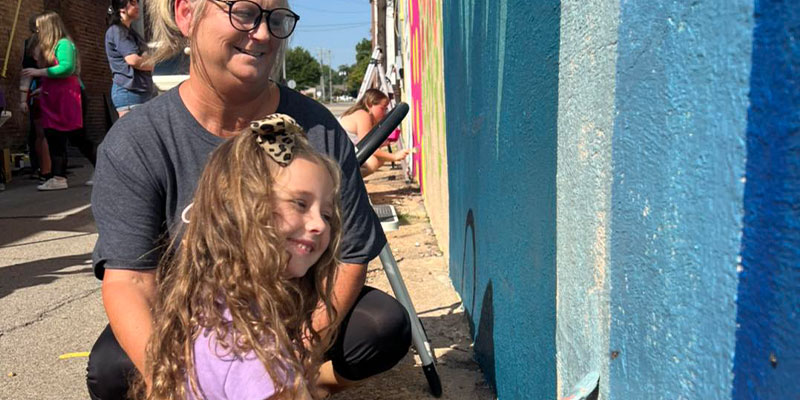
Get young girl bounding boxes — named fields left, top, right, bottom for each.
left=139, top=114, right=342, bottom=399
left=22, top=12, right=95, bottom=191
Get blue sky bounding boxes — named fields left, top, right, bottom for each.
left=288, top=0, right=372, bottom=69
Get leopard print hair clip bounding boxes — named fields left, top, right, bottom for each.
left=249, top=113, right=305, bottom=166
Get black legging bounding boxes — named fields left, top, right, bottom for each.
left=43, top=128, right=96, bottom=178
left=86, top=286, right=411, bottom=399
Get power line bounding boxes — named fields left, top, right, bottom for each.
left=297, top=21, right=371, bottom=28
left=292, top=5, right=366, bottom=15
left=296, top=25, right=369, bottom=33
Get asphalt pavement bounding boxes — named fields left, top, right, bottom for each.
left=0, top=161, right=103, bottom=399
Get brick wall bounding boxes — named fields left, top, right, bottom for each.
left=0, top=0, right=111, bottom=149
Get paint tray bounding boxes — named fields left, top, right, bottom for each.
left=373, top=204, right=399, bottom=232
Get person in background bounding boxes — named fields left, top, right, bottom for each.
left=86, top=1, right=410, bottom=398
left=19, top=14, right=52, bottom=183
left=22, top=11, right=96, bottom=191
left=337, top=88, right=412, bottom=177
left=105, top=0, right=156, bottom=118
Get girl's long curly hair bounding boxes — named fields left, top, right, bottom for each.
left=139, top=128, right=342, bottom=399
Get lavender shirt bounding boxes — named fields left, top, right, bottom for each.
left=188, top=328, right=279, bottom=400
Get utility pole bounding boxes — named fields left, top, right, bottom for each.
left=327, top=50, right=333, bottom=102
left=318, top=48, right=325, bottom=101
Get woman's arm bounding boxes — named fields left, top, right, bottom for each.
left=312, top=262, right=367, bottom=336
left=91, top=119, right=169, bottom=381
left=102, top=269, right=158, bottom=378
left=124, top=53, right=154, bottom=72
left=19, top=76, right=31, bottom=112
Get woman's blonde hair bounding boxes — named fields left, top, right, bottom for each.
left=342, top=88, right=388, bottom=117
left=35, top=11, right=80, bottom=74
left=138, top=127, right=342, bottom=399
left=146, top=0, right=290, bottom=80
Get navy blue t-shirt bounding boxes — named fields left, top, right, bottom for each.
left=91, top=84, right=385, bottom=279
left=104, top=24, right=154, bottom=93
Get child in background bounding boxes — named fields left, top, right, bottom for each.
left=138, top=114, right=342, bottom=399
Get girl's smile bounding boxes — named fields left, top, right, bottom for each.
left=273, top=157, right=335, bottom=278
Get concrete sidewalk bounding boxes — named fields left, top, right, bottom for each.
left=0, top=161, right=105, bottom=399
left=0, top=140, right=491, bottom=400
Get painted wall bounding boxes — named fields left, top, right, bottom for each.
left=734, top=1, right=800, bottom=398
left=432, top=0, right=797, bottom=397
left=443, top=1, right=560, bottom=398
left=608, top=1, right=752, bottom=398
left=400, top=0, right=450, bottom=254
left=555, top=0, right=618, bottom=397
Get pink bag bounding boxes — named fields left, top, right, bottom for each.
left=387, top=128, right=401, bottom=142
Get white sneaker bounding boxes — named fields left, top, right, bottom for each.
left=37, top=177, right=68, bottom=191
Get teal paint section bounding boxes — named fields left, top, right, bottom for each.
left=555, top=1, right=618, bottom=398
left=609, top=1, right=752, bottom=398
left=734, top=0, right=800, bottom=397
left=443, top=0, right=560, bottom=397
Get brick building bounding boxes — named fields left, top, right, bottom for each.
left=1, top=0, right=112, bottom=150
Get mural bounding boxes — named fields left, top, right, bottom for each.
left=443, top=1, right=560, bottom=398
left=401, top=0, right=450, bottom=251
left=734, top=1, right=800, bottom=397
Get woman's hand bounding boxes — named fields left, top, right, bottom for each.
left=20, top=101, right=29, bottom=113
left=21, top=68, right=47, bottom=78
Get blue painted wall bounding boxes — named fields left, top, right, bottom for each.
left=734, top=0, right=800, bottom=398
left=555, top=0, right=618, bottom=397
left=443, top=0, right=560, bottom=398
left=436, top=1, right=800, bottom=397
left=609, top=1, right=752, bottom=398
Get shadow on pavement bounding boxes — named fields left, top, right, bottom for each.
left=0, top=195, right=96, bottom=248
left=0, top=252, right=93, bottom=300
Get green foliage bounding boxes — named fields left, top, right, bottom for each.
left=285, top=47, right=321, bottom=90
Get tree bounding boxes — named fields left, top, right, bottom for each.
left=285, top=46, right=320, bottom=90
left=346, top=38, right=372, bottom=96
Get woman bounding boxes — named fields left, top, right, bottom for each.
left=19, top=14, right=52, bottom=182
left=338, top=88, right=413, bottom=177
left=105, top=0, right=156, bottom=117
left=86, top=1, right=410, bottom=399
left=22, top=12, right=95, bottom=191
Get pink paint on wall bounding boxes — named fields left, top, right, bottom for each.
left=408, top=0, right=424, bottom=185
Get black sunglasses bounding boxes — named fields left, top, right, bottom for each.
left=209, top=0, right=300, bottom=39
